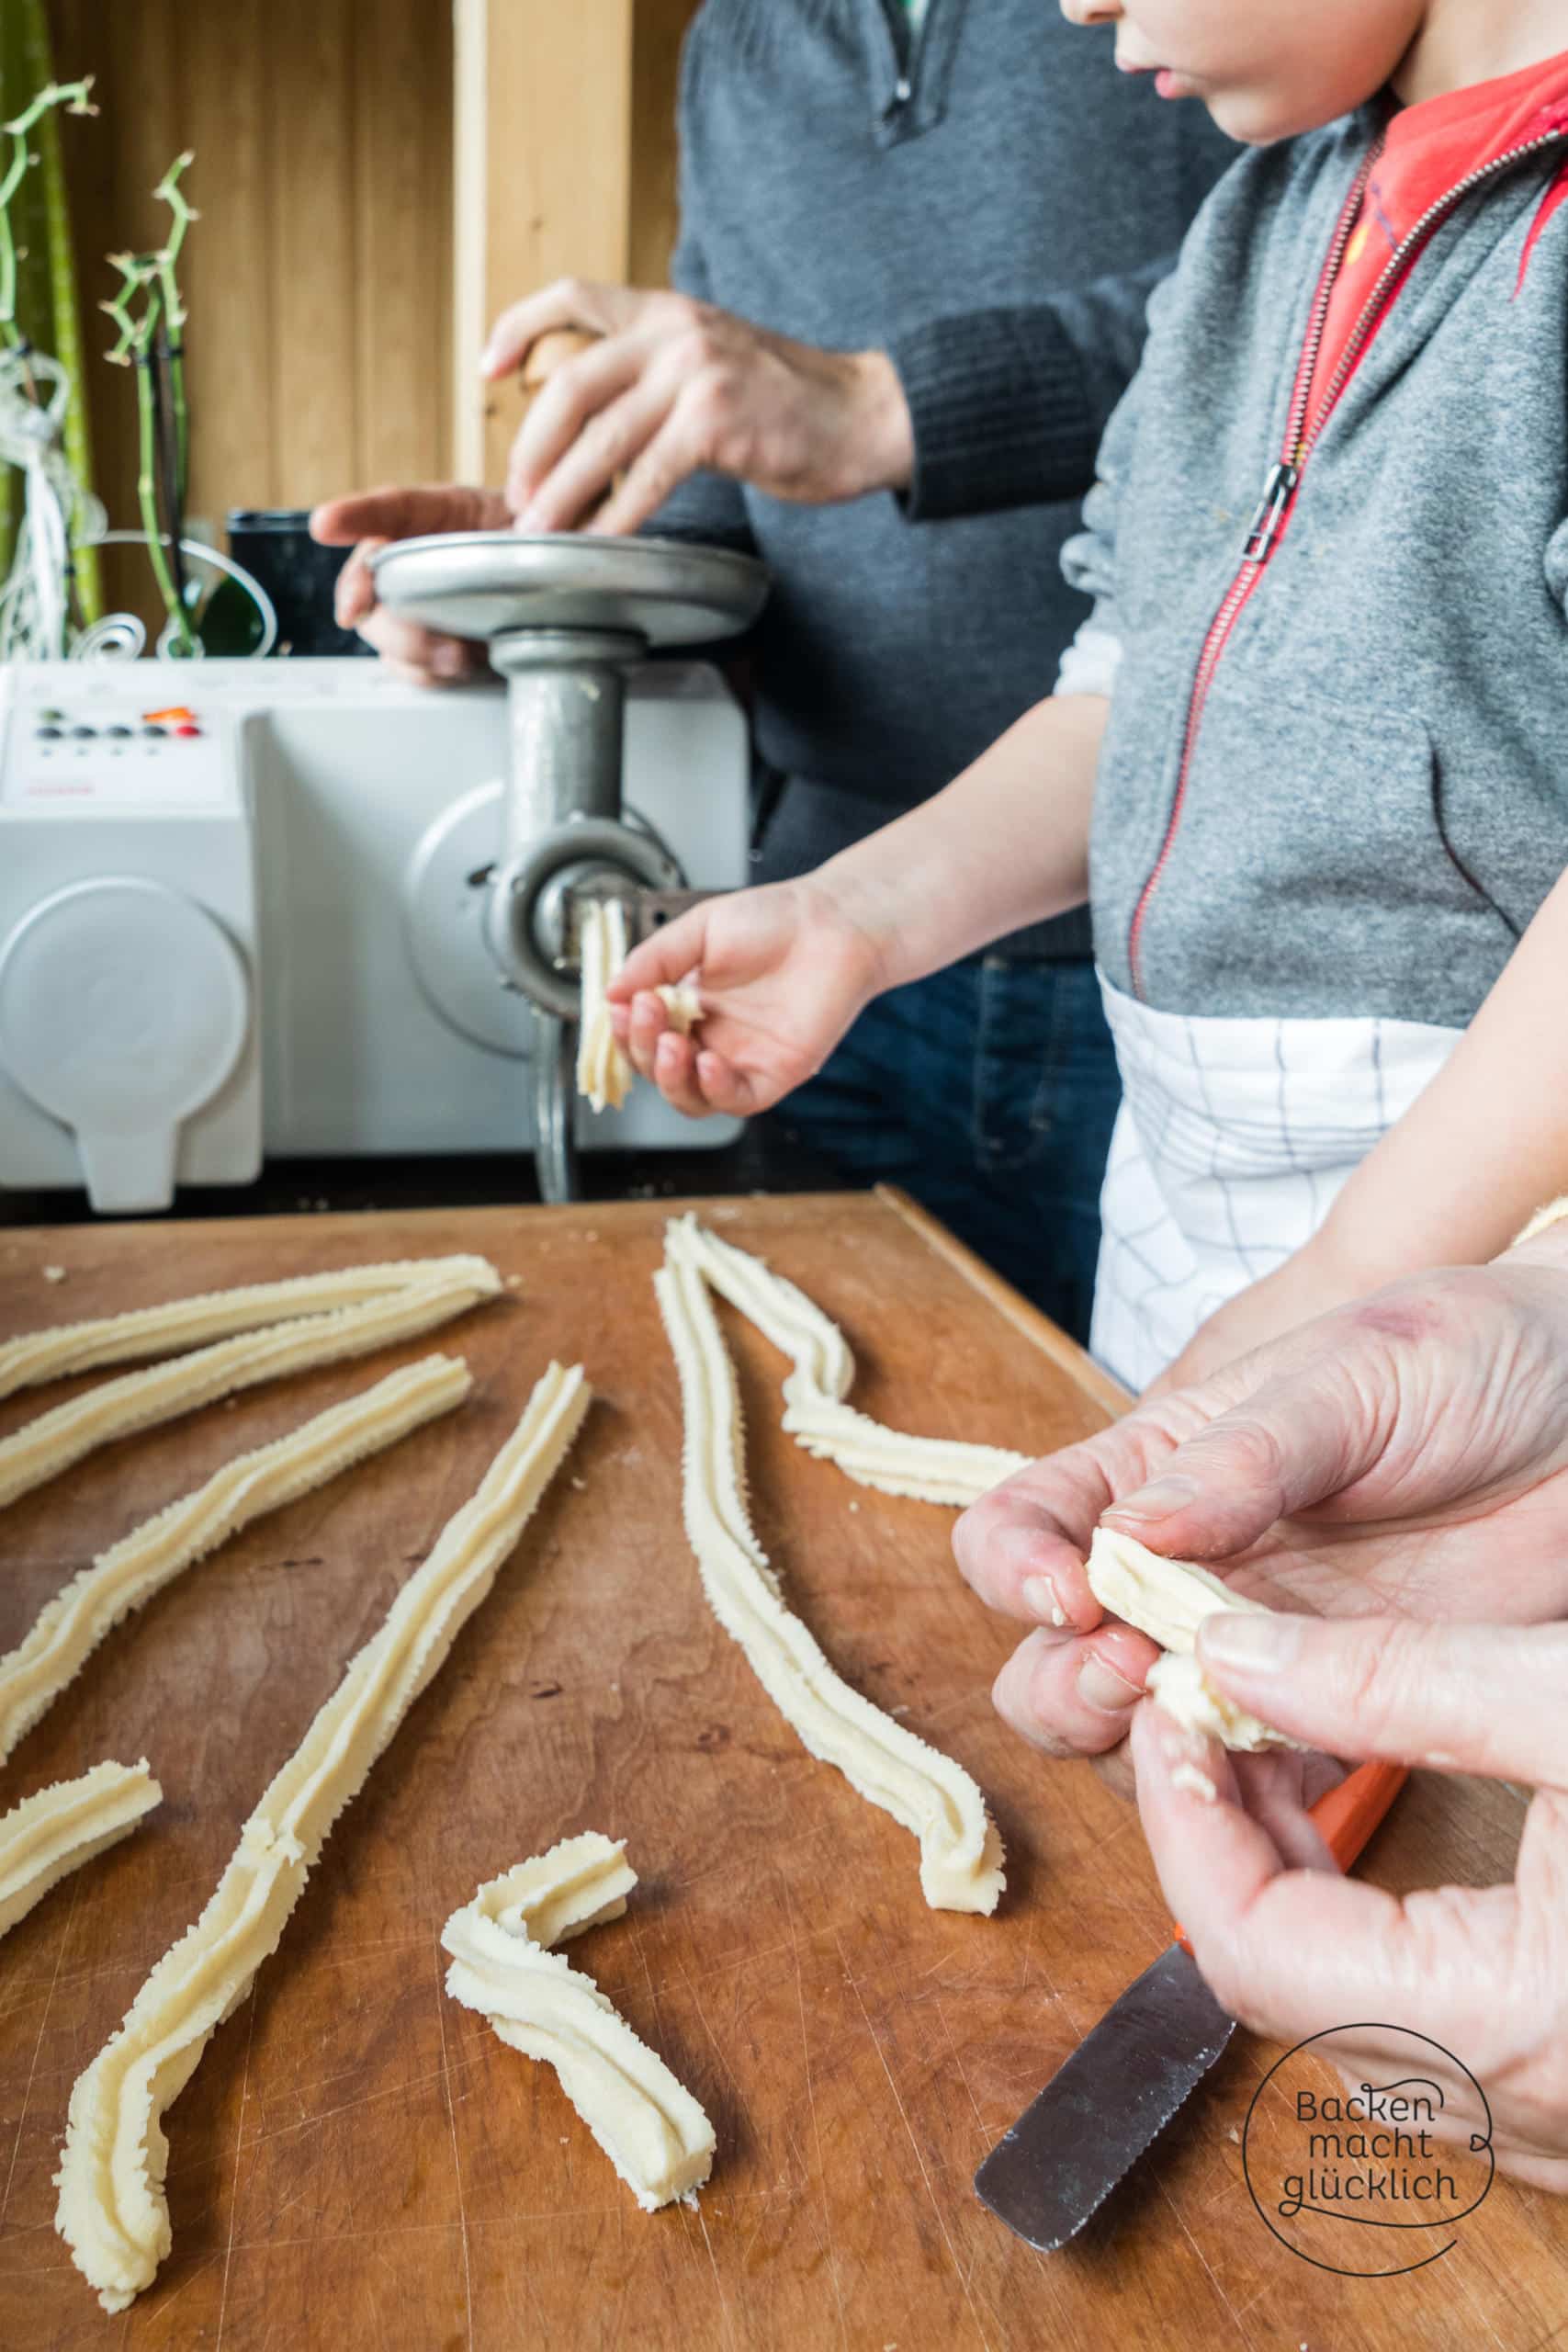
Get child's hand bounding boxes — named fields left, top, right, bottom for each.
left=606, top=876, right=887, bottom=1117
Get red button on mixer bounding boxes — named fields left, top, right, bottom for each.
left=175, top=724, right=202, bottom=739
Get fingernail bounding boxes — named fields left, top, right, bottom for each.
left=1077, top=1655, right=1145, bottom=1713
left=1021, top=1574, right=1069, bottom=1629
left=1199, top=1611, right=1301, bottom=1673
left=432, top=644, right=468, bottom=681
left=1110, top=1476, right=1198, bottom=1522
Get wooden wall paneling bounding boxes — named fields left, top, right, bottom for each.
left=456, top=0, right=637, bottom=485
left=355, top=0, right=454, bottom=493
left=270, top=0, right=360, bottom=508
left=628, top=0, right=703, bottom=292
left=175, top=4, right=273, bottom=530
left=45, top=0, right=454, bottom=634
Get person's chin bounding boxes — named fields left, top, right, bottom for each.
left=1201, top=85, right=1321, bottom=146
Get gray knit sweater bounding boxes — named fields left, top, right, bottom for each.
left=656, top=0, right=1235, bottom=956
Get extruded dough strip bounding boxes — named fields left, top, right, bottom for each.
left=0, top=1268, right=500, bottom=1515
left=0, top=1355, right=471, bottom=1770
left=656, top=1250, right=1002, bottom=1914
left=665, top=1216, right=1029, bottom=1506
left=576, top=899, right=701, bottom=1114
left=0, top=1255, right=502, bottom=1401
left=54, top=1361, right=591, bottom=2313
left=1086, top=1527, right=1304, bottom=1753
left=443, top=1832, right=715, bottom=2211
left=0, top=1760, right=162, bottom=1939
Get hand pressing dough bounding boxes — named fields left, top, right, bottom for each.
left=1085, top=1526, right=1303, bottom=1752
left=656, top=1245, right=1003, bottom=1914
left=575, top=898, right=701, bottom=1114
left=443, top=1832, right=715, bottom=2210
left=665, top=1216, right=1029, bottom=1506
left=55, top=1361, right=590, bottom=2313
left=0, top=1265, right=499, bottom=1514
left=0, top=1759, right=161, bottom=1939
left=0, top=1355, right=470, bottom=1769
left=0, top=1254, right=502, bottom=1401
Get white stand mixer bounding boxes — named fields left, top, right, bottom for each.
left=370, top=531, right=767, bottom=1203
left=0, top=533, right=766, bottom=1215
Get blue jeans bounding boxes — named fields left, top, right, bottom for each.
left=772, top=956, right=1121, bottom=1344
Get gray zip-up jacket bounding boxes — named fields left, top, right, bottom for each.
left=1067, top=95, right=1568, bottom=1026
left=658, top=0, right=1235, bottom=956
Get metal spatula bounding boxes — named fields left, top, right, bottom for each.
left=975, top=1758, right=1407, bottom=2249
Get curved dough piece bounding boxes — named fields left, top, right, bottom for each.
left=0, top=1255, right=502, bottom=1401
left=656, top=1249, right=1003, bottom=1914
left=0, top=1758, right=162, bottom=1939
left=0, top=1355, right=471, bottom=1769
left=0, top=1266, right=499, bottom=1514
left=443, top=1832, right=715, bottom=2211
left=54, top=1361, right=590, bottom=2313
left=1086, top=1527, right=1304, bottom=1753
left=665, top=1216, right=1028, bottom=1506
left=575, top=899, right=701, bottom=1114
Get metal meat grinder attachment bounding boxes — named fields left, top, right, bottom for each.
left=370, top=532, right=767, bottom=1203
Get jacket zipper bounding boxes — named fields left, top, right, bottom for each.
left=1124, top=121, right=1568, bottom=1001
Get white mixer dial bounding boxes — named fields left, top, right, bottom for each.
left=0, top=876, right=252, bottom=1212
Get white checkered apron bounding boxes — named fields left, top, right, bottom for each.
left=1089, top=976, right=1462, bottom=1391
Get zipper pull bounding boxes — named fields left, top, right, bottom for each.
left=1242, top=461, right=1300, bottom=563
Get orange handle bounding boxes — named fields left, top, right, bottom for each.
left=1173, top=1758, right=1407, bottom=1959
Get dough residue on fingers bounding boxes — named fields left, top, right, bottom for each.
left=655, top=1245, right=1003, bottom=1914
left=1085, top=1526, right=1304, bottom=1753
left=0, top=1356, right=471, bottom=1768
left=664, top=1216, right=1029, bottom=1506
left=54, top=1361, right=590, bottom=2314
left=0, top=1759, right=162, bottom=1939
left=0, top=1255, right=502, bottom=1401
left=442, top=1831, right=715, bottom=2211
left=0, top=1266, right=500, bottom=1514
left=576, top=899, right=702, bottom=1114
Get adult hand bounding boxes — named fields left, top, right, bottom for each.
left=604, top=876, right=887, bottom=1118
left=952, top=1252, right=1568, bottom=1764
left=1134, top=1616, right=1568, bottom=2191
left=309, top=485, right=510, bottom=684
left=483, top=280, right=915, bottom=534
left=1144, top=1229, right=1371, bottom=1397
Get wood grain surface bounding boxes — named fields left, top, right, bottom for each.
left=0, top=1192, right=1559, bottom=2352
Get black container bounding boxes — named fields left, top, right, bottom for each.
left=225, top=508, right=371, bottom=657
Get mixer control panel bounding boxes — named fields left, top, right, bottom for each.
left=0, top=680, right=233, bottom=811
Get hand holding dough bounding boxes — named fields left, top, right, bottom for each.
left=1086, top=1526, right=1304, bottom=1752
left=443, top=1832, right=715, bottom=2211
left=576, top=898, right=700, bottom=1114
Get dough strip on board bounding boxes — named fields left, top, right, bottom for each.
left=0, top=1267, right=499, bottom=1514
left=55, top=1360, right=590, bottom=2313
left=0, top=1355, right=471, bottom=1769
left=1086, top=1526, right=1303, bottom=1752
left=655, top=1247, right=1003, bottom=1914
left=666, top=1216, right=1029, bottom=1506
left=0, top=1759, right=162, bottom=1940
left=575, top=898, right=701, bottom=1114
left=0, top=1254, right=501, bottom=1401
left=443, top=1831, right=715, bottom=2210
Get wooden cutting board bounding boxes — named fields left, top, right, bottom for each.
left=0, top=1190, right=1558, bottom=2351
